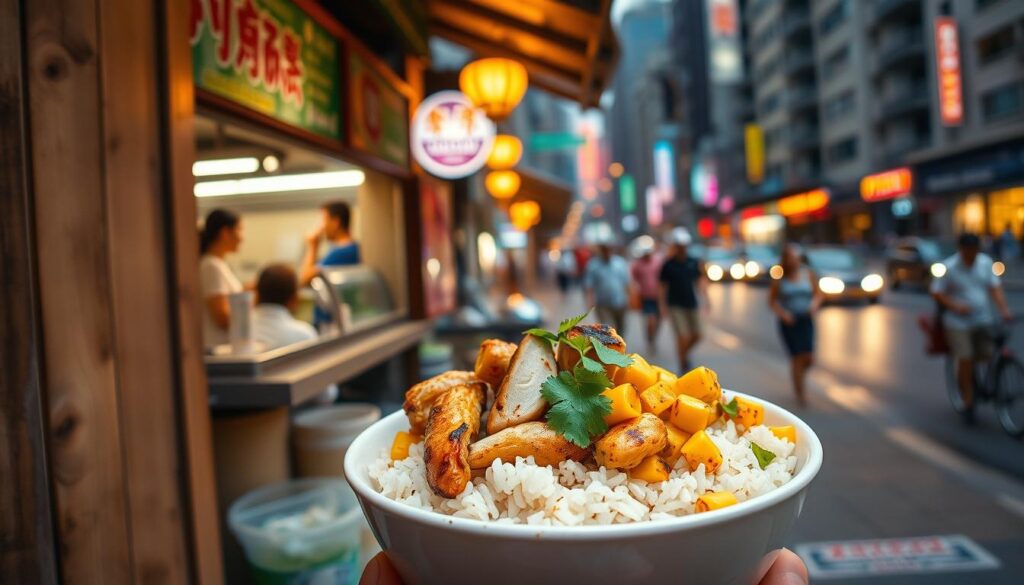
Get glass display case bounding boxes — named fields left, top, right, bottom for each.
left=311, top=265, right=398, bottom=335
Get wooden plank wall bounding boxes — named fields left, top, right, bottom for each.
left=0, top=0, right=59, bottom=581
left=20, top=0, right=222, bottom=582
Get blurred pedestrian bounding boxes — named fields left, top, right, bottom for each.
left=997, top=223, right=1019, bottom=262
left=583, top=243, right=630, bottom=333
left=198, top=209, right=244, bottom=349
left=768, top=243, right=822, bottom=407
left=631, top=239, right=662, bottom=351
left=555, top=248, right=578, bottom=295
left=301, top=200, right=360, bottom=285
left=931, top=233, right=1013, bottom=422
left=659, top=228, right=708, bottom=372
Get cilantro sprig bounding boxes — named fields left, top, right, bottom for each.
left=720, top=397, right=740, bottom=418
left=750, top=442, right=777, bottom=469
left=522, top=310, right=635, bottom=447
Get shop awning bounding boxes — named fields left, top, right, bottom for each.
left=514, top=168, right=573, bottom=237
left=427, top=0, right=618, bottom=108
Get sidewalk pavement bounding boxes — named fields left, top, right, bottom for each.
left=536, top=284, right=1024, bottom=584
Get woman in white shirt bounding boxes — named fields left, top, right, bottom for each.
left=199, top=209, right=244, bottom=349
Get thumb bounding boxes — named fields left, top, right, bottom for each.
left=759, top=548, right=808, bottom=585
left=359, top=552, right=404, bottom=585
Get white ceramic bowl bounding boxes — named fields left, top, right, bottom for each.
left=344, top=390, right=823, bottom=585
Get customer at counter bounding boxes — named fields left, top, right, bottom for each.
left=301, top=200, right=360, bottom=285
left=199, top=209, right=244, bottom=349
left=254, top=263, right=337, bottom=403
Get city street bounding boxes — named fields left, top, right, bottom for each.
left=544, top=281, right=1024, bottom=584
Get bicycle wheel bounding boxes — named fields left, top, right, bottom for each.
left=945, top=356, right=969, bottom=413
left=995, top=356, right=1024, bottom=438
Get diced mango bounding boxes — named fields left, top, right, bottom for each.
left=601, top=383, right=642, bottom=426
left=661, top=424, right=692, bottom=464
left=654, top=365, right=678, bottom=385
left=613, top=354, right=659, bottom=393
left=696, top=491, right=737, bottom=513
left=706, top=400, right=721, bottom=427
left=390, top=431, right=421, bottom=461
left=770, top=425, right=796, bottom=443
left=728, top=396, right=765, bottom=430
left=681, top=430, right=722, bottom=473
left=639, top=381, right=677, bottom=418
left=668, top=394, right=713, bottom=434
left=675, top=366, right=721, bottom=403
left=629, top=455, right=672, bottom=482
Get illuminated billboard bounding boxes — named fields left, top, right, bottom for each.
left=935, top=17, right=963, bottom=126
left=705, top=0, right=743, bottom=83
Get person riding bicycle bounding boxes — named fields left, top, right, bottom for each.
left=930, top=232, right=1013, bottom=422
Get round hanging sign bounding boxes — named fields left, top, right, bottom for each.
left=411, top=90, right=496, bottom=179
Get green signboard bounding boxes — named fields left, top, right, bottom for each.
left=348, top=52, right=409, bottom=168
left=190, top=0, right=341, bottom=142
left=619, top=174, right=637, bottom=213
left=529, top=132, right=586, bottom=151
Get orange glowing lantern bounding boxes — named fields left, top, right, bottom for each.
left=509, top=200, right=541, bottom=231
left=485, top=170, right=521, bottom=199
left=487, top=135, right=523, bottom=170
left=459, top=58, right=529, bottom=121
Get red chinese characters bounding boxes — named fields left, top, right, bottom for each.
left=191, top=0, right=305, bottom=105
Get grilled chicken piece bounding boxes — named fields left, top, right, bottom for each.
left=487, top=334, right=557, bottom=434
left=424, top=382, right=486, bottom=498
left=474, top=339, right=517, bottom=389
left=594, top=413, right=668, bottom=470
left=556, top=323, right=627, bottom=374
left=468, top=422, right=591, bottom=469
left=403, top=371, right=477, bottom=435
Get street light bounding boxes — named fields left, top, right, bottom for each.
left=459, top=58, right=528, bottom=121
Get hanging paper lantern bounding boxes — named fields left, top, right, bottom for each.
left=459, top=58, right=529, bottom=121
left=487, top=135, right=523, bottom=170
left=509, top=200, right=541, bottom=231
left=485, top=170, right=521, bottom=199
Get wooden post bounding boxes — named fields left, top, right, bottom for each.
left=20, top=0, right=222, bottom=582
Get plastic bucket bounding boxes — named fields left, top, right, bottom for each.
left=292, top=404, right=380, bottom=479
left=229, top=478, right=362, bottom=585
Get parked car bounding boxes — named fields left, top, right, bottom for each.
left=805, top=246, right=884, bottom=304
left=740, top=244, right=780, bottom=283
left=702, top=246, right=742, bottom=282
left=885, top=237, right=954, bottom=289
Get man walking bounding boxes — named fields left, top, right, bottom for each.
left=931, top=232, right=1013, bottom=421
left=583, top=242, right=631, bottom=334
left=659, top=228, right=709, bottom=372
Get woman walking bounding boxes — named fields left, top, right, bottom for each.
left=768, top=243, right=822, bottom=406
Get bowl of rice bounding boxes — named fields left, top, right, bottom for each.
left=345, top=385, right=822, bottom=585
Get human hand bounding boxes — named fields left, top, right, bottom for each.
left=1003, top=310, right=1015, bottom=323
left=780, top=311, right=796, bottom=326
left=359, top=548, right=808, bottom=585
left=951, top=302, right=972, bottom=316
left=306, top=225, right=324, bottom=247
left=759, top=548, right=809, bottom=585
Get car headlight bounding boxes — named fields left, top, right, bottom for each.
left=744, top=261, right=760, bottom=278
left=861, top=273, right=884, bottom=292
left=930, top=262, right=947, bottom=278
left=819, top=276, right=845, bottom=295
left=707, top=265, right=724, bottom=281
left=770, top=265, right=784, bottom=280
left=730, top=263, right=745, bottom=280
left=993, top=261, right=1006, bottom=277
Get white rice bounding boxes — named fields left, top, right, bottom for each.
left=367, top=420, right=796, bottom=526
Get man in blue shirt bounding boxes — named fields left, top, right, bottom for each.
left=301, top=200, right=361, bottom=285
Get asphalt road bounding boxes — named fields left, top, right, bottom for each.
left=541, top=281, right=1024, bottom=584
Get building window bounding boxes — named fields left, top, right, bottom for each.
left=823, top=89, right=856, bottom=122
left=826, top=136, right=858, bottom=164
left=977, top=25, right=1016, bottom=65
left=982, top=81, right=1024, bottom=122
left=818, top=0, right=849, bottom=37
left=759, top=92, right=781, bottom=114
left=821, top=46, right=850, bottom=80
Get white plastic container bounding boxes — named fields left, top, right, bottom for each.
left=229, top=478, right=362, bottom=585
left=292, top=404, right=381, bottom=479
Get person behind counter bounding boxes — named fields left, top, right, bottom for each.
left=199, top=209, right=244, bottom=349
left=254, top=263, right=338, bottom=403
left=301, top=200, right=360, bottom=285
